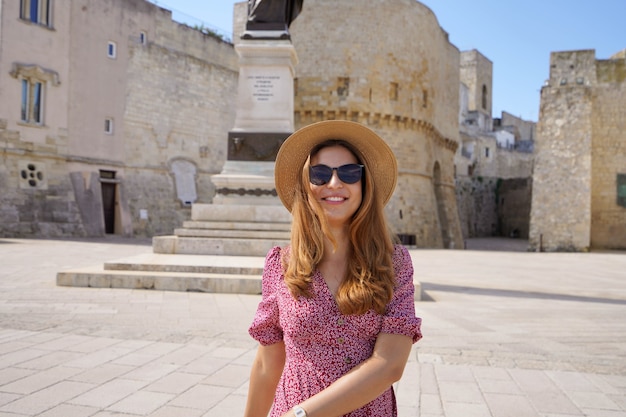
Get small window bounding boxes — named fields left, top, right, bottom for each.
left=337, top=77, right=349, bottom=97
left=389, top=82, right=399, bottom=101
left=617, top=174, right=626, bottom=208
left=422, top=89, right=428, bottom=108
left=485, top=147, right=490, bottom=158
left=20, top=0, right=52, bottom=27
left=482, top=84, right=488, bottom=110
left=105, top=118, right=114, bottom=134
left=139, top=31, right=147, bottom=45
left=107, top=41, right=117, bottom=59
left=21, top=79, right=44, bottom=125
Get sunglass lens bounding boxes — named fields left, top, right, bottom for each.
left=337, top=164, right=363, bottom=184
left=310, top=165, right=333, bottom=185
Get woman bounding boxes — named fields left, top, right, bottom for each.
left=244, top=120, right=422, bottom=417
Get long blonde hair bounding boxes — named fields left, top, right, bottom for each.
left=283, top=141, right=397, bottom=315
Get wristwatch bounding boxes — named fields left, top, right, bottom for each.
left=293, top=405, right=307, bottom=417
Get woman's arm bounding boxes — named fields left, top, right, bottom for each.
left=280, top=333, right=413, bottom=417
left=244, top=341, right=286, bottom=417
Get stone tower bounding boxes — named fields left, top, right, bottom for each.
left=460, top=49, right=493, bottom=130
left=529, top=49, right=626, bottom=251
left=287, top=0, right=464, bottom=248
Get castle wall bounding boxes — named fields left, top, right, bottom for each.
left=591, top=56, right=626, bottom=249
left=289, top=0, right=463, bottom=248
left=530, top=51, right=595, bottom=251
left=530, top=49, right=626, bottom=251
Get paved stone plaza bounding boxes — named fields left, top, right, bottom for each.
left=0, top=237, right=624, bottom=416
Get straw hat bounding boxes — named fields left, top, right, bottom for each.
left=274, top=120, right=398, bottom=211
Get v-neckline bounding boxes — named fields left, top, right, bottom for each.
left=316, top=270, right=342, bottom=309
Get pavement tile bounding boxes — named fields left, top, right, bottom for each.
left=16, top=350, right=85, bottom=370
left=144, top=371, right=206, bottom=394
left=567, top=391, right=622, bottom=411
left=483, top=393, right=537, bottom=417
left=442, top=401, right=492, bottom=417
left=149, top=405, right=205, bottom=417
left=0, top=393, right=20, bottom=408
left=65, top=337, right=123, bottom=353
left=122, top=362, right=180, bottom=383
left=0, top=347, right=50, bottom=368
left=200, top=392, right=248, bottom=417
left=201, top=363, right=249, bottom=388
left=68, top=363, right=134, bottom=384
left=438, top=381, right=484, bottom=404
left=168, top=384, right=232, bottom=410
left=526, top=390, right=581, bottom=415
left=69, top=379, right=148, bottom=408
left=0, top=366, right=83, bottom=395
left=37, top=404, right=99, bottom=417
left=419, top=393, right=444, bottom=415
left=0, top=368, right=36, bottom=386
left=0, top=381, right=95, bottom=415
left=107, top=390, right=174, bottom=415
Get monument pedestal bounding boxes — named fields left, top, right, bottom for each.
left=211, top=39, right=298, bottom=206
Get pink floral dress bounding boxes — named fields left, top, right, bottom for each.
left=249, top=245, right=422, bottom=417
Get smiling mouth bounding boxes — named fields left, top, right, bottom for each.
left=323, top=196, right=346, bottom=202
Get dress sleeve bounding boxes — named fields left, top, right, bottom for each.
left=381, top=245, right=423, bottom=343
left=248, top=246, right=285, bottom=345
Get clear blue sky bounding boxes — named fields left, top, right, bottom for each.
left=148, top=0, right=625, bottom=122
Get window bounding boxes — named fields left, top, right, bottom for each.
left=21, top=79, right=44, bottom=124
left=10, top=63, right=59, bottom=125
left=482, top=84, right=488, bottom=110
left=389, top=82, right=399, bottom=101
left=337, top=77, right=349, bottom=97
left=485, top=147, right=490, bottom=158
left=617, top=174, right=626, bottom=208
left=139, top=31, right=147, bottom=45
left=422, top=89, right=428, bottom=108
left=20, top=0, right=51, bottom=27
left=105, top=118, right=114, bottom=134
left=107, top=41, right=117, bottom=59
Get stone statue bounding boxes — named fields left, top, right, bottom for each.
left=243, top=0, right=304, bottom=39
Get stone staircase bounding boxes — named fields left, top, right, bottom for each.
left=153, top=204, right=291, bottom=256
left=56, top=204, right=292, bottom=294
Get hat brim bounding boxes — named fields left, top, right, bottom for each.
left=274, top=120, right=398, bottom=212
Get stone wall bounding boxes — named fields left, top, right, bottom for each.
left=0, top=121, right=87, bottom=237
left=530, top=49, right=625, bottom=251
left=456, top=176, right=532, bottom=240
left=123, top=39, right=237, bottom=236
left=590, top=55, right=626, bottom=248
left=456, top=176, right=498, bottom=239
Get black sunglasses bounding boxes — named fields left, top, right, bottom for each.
left=309, top=164, right=364, bottom=185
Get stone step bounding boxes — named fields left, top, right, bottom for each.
left=56, top=251, right=422, bottom=300
left=181, top=220, right=291, bottom=231
left=173, top=228, right=291, bottom=240
left=58, top=264, right=422, bottom=300
left=57, top=265, right=262, bottom=294
left=152, top=236, right=289, bottom=256
left=191, top=203, right=291, bottom=223
left=103, top=253, right=264, bottom=275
